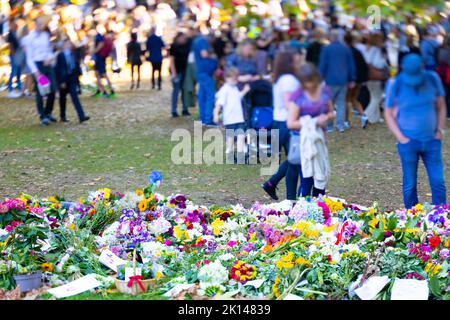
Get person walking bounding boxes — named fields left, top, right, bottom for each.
left=92, top=25, right=115, bottom=97
left=24, top=16, right=56, bottom=126
left=319, top=30, right=356, bottom=133
left=146, top=27, right=165, bottom=90
left=305, top=28, right=325, bottom=67
left=169, top=31, right=191, bottom=117
left=127, top=32, right=143, bottom=90
left=55, top=39, right=90, bottom=124
left=261, top=51, right=301, bottom=200
left=437, top=34, right=450, bottom=118
left=385, top=53, right=447, bottom=208
left=344, top=31, right=369, bottom=128
left=192, top=31, right=218, bottom=126
left=364, top=32, right=389, bottom=125
left=7, top=19, right=22, bottom=98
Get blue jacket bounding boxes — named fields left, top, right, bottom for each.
left=319, top=41, right=356, bottom=86
left=146, top=34, right=165, bottom=63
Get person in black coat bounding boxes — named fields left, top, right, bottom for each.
left=55, top=39, right=89, bottom=123
left=127, top=32, right=143, bottom=89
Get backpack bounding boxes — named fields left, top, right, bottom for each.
left=98, top=36, right=113, bottom=58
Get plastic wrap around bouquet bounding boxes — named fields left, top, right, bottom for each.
left=37, top=74, right=51, bottom=97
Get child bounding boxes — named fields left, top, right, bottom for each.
left=214, top=67, right=250, bottom=164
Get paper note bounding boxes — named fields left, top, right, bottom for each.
left=391, top=278, right=429, bottom=300
left=47, top=274, right=102, bottom=299
left=98, top=249, right=127, bottom=272
left=125, top=267, right=141, bottom=281
left=284, top=293, right=304, bottom=300
left=354, top=276, right=390, bottom=300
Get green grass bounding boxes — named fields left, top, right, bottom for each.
left=1, top=84, right=449, bottom=210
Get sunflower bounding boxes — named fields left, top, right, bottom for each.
left=138, top=200, right=148, bottom=212
left=135, top=189, right=144, bottom=196
left=41, top=263, right=54, bottom=272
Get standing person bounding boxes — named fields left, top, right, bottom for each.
left=169, top=31, right=191, bottom=117
left=55, top=39, right=90, bottom=124
left=437, top=34, right=450, bottom=118
left=364, top=32, right=389, bottom=125
left=192, top=31, right=218, bottom=126
left=305, top=28, right=325, bottom=67
left=213, top=67, right=250, bottom=164
left=7, top=19, right=22, bottom=98
left=420, top=26, right=440, bottom=71
left=287, top=63, right=334, bottom=197
left=225, top=40, right=258, bottom=83
left=146, top=27, right=165, bottom=90
left=93, top=25, right=115, bottom=97
left=385, top=53, right=447, bottom=208
left=127, top=32, right=143, bottom=90
left=344, top=31, right=369, bottom=128
left=319, top=30, right=356, bottom=133
left=24, top=16, right=56, bottom=126
left=261, top=51, right=301, bottom=200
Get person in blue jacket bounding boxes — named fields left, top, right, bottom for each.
left=192, top=31, right=218, bottom=126
left=146, top=27, right=165, bottom=90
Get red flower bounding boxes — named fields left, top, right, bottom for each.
left=429, top=236, right=441, bottom=249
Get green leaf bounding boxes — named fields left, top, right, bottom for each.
left=429, top=276, right=441, bottom=298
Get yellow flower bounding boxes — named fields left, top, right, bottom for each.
left=322, top=225, right=334, bottom=233
left=173, top=225, right=189, bottom=241
left=41, top=263, right=54, bottom=272
left=324, top=198, right=344, bottom=213
left=138, top=200, right=148, bottom=212
left=135, top=189, right=144, bottom=196
left=148, top=194, right=155, bottom=202
left=155, top=271, right=163, bottom=280
left=156, top=236, right=163, bottom=242
left=272, top=276, right=281, bottom=298
left=48, top=196, right=58, bottom=203
left=425, top=263, right=442, bottom=276
left=69, top=223, right=76, bottom=230
left=369, top=218, right=379, bottom=229
left=101, top=188, right=111, bottom=199
left=294, top=257, right=311, bottom=267
left=211, top=218, right=224, bottom=236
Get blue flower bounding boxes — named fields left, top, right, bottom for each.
left=148, top=171, right=163, bottom=186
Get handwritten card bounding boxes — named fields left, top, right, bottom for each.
left=391, top=278, right=429, bottom=300
left=98, top=249, right=127, bottom=272
left=47, top=274, right=102, bottom=299
left=354, top=276, right=390, bottom=300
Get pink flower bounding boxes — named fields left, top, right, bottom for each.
left=164, top=239, right=172, bottom=246
left=318, top=201, right=331, bottom=220
left=227, top=241, right=237, bottom=248
left=0, top=203, right=8, bottom=214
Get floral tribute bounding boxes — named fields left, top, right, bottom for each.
left=0, top=172, right=449, bottom=300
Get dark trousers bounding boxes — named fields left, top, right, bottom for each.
left=59, top=77, right=86, bottom=121
left=286, top=163, right=300, bottom=200
left=268, top=121, right=290, bottom=186
left=171, top=72, right=187, bottom=114
left=35, top=62, right=56, bottom=120
left=299, top=168, right=326, bottom=197
left=151, top=61, right=162, bottom=88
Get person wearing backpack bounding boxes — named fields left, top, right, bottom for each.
left=385, top=53, right=447, bottom=209
left=92, top=25, right=115, bottom=98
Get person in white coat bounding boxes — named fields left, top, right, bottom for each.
left=363, top=32, right=389, bottom=125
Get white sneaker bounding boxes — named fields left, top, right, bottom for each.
left=7, top=91, right=21, bottom=98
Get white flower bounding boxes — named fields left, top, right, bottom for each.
left=197, top=260, right=228, bottom=289
left=148, top=217, right=172, bottom=235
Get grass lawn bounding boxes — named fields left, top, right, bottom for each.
left=0, top=81, right=449, bottom=211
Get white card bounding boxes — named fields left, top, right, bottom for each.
left=125, top=267, right=141, bottom=282
left=391, top=278, right=429, bottom=300
left=284, top=293, right=304, bottom=300
left=98, top=249, right=127, bottom=272
left=47, top=274, right=102, bottom=299
left=354, top=276, right=390, bottom=300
